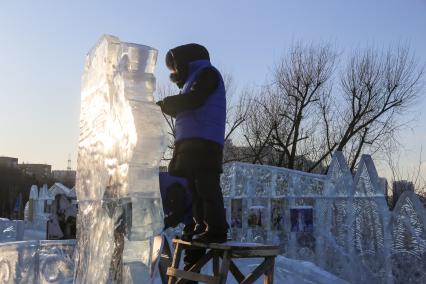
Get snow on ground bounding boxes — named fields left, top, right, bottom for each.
left=153, top=255, right=348, bottom=284
left=3, top=225, right=347, bottom=283
left=274, top=256, right=348, bottom=284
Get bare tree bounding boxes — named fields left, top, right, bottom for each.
left=222, top=73, right=250, bottom=143
left=235, top=44, right=424, bottom=174
left=332, top=46, right=423, bottom=171
left=156, top=83, right=178, bottom=161
left=237, top=43, right=337, bottom=171
left=273, top=43, right=336, bottom=169
left=235, top=89, right=278, bottom=164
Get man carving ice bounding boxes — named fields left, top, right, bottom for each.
left=156, top=43, right=228, bottom=244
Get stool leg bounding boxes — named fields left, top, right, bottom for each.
left=264, top=257, right=274, bottom=284
left=168, top=243, right=182, bottom=284
left=213, top=251, right=220, bottom=276
left=218, top=251, right=230, bottom=284
left=160, top=239, right=172, bottom=284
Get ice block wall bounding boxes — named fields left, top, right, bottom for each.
left=0, top=240, right=75, bottom=283
left=74, top=35, right=167, bottom=283
left=221, top=152, right=426, bottom=283
left=0, top=219, right=24, bottom=242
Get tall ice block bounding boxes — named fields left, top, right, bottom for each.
left=74, top=35, right=167, bottom=283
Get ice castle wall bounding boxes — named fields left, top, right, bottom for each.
left=221, top=151, right=426, bottom=283
left=0, top=240, right=75, bottom=283
left=0, top=220, right=24, bottom=243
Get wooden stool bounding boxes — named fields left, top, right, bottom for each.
left=166, top=239, right=279, bottom=284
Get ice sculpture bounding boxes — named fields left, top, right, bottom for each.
left=0, top=240, right=75, bottom=283
left=74, top=35, right=167, bottom=283
left=221, top=151, right=426, bottom=283
left=23, top=185, right=53, bottom=236
left=0, top=219, right=24, bottom=242
left=24, top=183, right=77, bottom=240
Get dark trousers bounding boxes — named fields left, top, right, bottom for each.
left=186, top=170, right=228, bottom=233
left=184, top=171, right=228, bottom=276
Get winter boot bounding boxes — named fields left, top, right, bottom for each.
left=181, top=223, right=206, bottom=242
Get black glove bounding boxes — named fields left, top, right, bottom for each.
left=156, top=100, right=168, bottom=114
left=157, top=97, right=177, bottom=117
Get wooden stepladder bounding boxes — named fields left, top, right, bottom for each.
left=166, top=239, right=279, bottom=284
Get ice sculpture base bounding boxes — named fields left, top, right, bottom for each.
left=75, top=35, right=166, bottom=283
left=0, top=240, right=75, bottom=283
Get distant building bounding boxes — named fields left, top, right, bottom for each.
left=392, top=180, right=415, bottom=208
left=18, top=163, right=52, bottom=180
left=0, top=156, right=18, bottom=168
left=52, top=170, right=76, bottom=188
left=378, top=177, right=389, bottom=205
left=223, top=140, right=326, bottom=173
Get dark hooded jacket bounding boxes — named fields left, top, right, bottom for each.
left=159, top=44, right=224, bottom=176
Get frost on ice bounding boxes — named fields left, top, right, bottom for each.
left=74, top=35, right=167, bottom=283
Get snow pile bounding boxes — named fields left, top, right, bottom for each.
left=273, top=256, right=348, bottom=284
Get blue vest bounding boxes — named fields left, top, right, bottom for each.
left=175, top=60, right=226, bottom=145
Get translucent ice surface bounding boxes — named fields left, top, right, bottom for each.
left=0, top=219, right=24, bottom=242
left=221, top=152, right=426, bottom=283
left=74, top=35, right=167, bottom=283
left=0, top=240, right=75, bottom=283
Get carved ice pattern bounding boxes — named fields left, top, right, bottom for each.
left=222, top=152, right=425, bottom=283
left=275, top=172, right=290, bottom=196
left=391, top=191, right=426, bottom=283
left=74, top=35, right=166, bottom=283
left=0, top=240, right=75, bottom=283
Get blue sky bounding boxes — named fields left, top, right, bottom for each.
left=0, top=0, right=425, bottom=174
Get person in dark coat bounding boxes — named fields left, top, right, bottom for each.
left=159, top=172, right=193, bottom=231
left=156, top=43, right=228, bottom=244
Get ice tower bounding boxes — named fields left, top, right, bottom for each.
left=74, top=35, right=167, bottom=283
